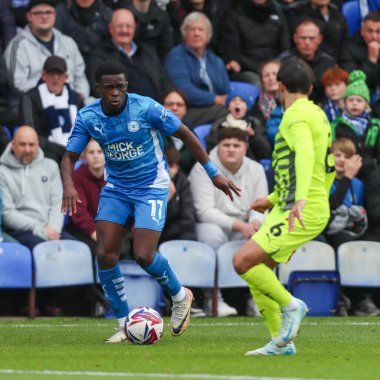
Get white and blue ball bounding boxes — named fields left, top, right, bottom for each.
left=125, top=307, right=164, bottom=344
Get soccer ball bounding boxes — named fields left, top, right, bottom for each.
left=125, top=307, right=164, bottom=344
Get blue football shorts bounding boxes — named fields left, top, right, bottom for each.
left=95, top=185, right=169, bottom=231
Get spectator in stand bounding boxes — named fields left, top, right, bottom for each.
left=321, top=66, right=349, bottom=123
left=331, top=70, right=380, bottom=180
left=340, top=11, right=380, bottom=97
left=0, top=126, right=76, bottom=316
left=4, top=0, right=90, bottom=110
left=123, top=0, right=174, bottom=63
left=189, top=127, right=268, bottom=316
left=325, top=138, right=366, bottom=250
left=87, top=8, right=170, bottom=100
left=205, top=88, right=272, bottom=160
left=54, top=0, right=112, bottom=65
left=159, top=145, right=196, bottom=244
left=286, top=0, right=349, bottom=60
left=325, top=137, right=380, bottom=316
left=278, top=18, right=336, bottom=104
left=18, top=56, right=84, bottom=164
left=166, top=0, right=233, bottom=46
left=1, top=0, right=17, bottom=51
left=218, top=0, right=290, bottom=87
left=165, top=12, right=230, bottom=126
left=163, top=89, right=196, bottom=174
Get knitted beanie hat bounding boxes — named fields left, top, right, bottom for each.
left=225, top=89, right=254, bottom=111
left=344, top=70, right=370, bottom=103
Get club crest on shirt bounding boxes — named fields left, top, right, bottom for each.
left=128, top=120, right=140, bottom=132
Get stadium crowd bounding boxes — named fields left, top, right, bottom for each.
left=1, top=0, right=380, bottom=318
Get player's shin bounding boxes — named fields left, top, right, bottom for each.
left=144, top=252, right=182, bottom=298
left=249, top=286, right=281, bottom=338
left=98, top=264, right=129, bottom=321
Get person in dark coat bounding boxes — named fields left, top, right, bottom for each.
left=340, top=11, right=380, bottom=97
left=277, top=18, right=336, bottom=104
left=286, top=0, right=349, bottom=59
left=218, top=0, right=290, bottom=87
left=86, top=8, right=171, bottom=101
left=55, top=0, right=113, bottom=64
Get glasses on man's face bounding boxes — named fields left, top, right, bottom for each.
left=30, top=10, right=56, bottom=17
left=164, top=102, right=185, bottom=107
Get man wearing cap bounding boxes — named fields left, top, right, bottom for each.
left=4, top=0, right=90, bottom=108
left=18, top=55, right=84, bottom=164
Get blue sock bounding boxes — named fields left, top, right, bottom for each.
left=98, top=264, right=129, bottom=318
left=144, top=252, right=181, bottom=296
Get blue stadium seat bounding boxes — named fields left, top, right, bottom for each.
left=159, top=240, right=217, bottom=315
left=2, top=126, right=12, bottom=140
left=0, top=243, right=34, bottom=318
left=342, top=1, right=361, bottom=37
left=192, top=124, right=212, bottom=149
left=288, top=270, right=340, bottom=316
left=337, top=241, right=380, bottom=287
left=230, top=81, right=260, bottom=104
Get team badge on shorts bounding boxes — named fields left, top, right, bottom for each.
left=128, top=120, right=140, bottom=132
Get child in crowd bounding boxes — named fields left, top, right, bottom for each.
left=206, top=89, right=272, bottom=160
left=331, top=70, right=380, bottom=179
left=321, top=67, right=349, bottom=122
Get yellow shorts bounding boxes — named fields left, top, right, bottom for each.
left=252, top=205, right=329, bottom=263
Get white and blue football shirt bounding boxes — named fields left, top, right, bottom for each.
left=67, top=93, right=181, bottom=189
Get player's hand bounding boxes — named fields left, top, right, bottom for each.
left=212, top=174, right=241, bottom=201
left=61, top=183, right=81, bottom=216
left=288, top=199, right=306, bottom=232
left=251, top=197, right=273, bottom=213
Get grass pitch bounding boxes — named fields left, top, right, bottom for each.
left=0, top=316, right=379, bottom=380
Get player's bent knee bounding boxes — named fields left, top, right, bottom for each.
left=134, top=252, right=155, bottom=268
left=96, top=250, right=119, bottom=269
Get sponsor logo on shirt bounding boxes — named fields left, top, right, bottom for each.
left=104, top=141, right=144, bottom=160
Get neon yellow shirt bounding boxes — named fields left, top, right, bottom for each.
left=267, top=97, right=335, bottom=214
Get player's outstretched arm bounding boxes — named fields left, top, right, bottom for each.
left=60, top=151, right=81, bottom=216
left=173, top=124, right=241, bottom=200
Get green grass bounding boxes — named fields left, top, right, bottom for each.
left=0, top=317, right=379, bottom=380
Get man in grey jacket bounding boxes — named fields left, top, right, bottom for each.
left=3, top=0, right=90, bottom=107
left=189, top=127, right=268, bottom=316
left=0, top=126, right=75, bottom=248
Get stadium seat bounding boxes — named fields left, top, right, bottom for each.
left=192, top=124, right=212, bottom=149
left=217, top=240, right=247, bottom=288
left=342, top=1, right=361, bottom=37
left=0, top=243, right=34, bottom=318
left=33, top=240, right=94, bottom=288
left=159, top=240, right=217, bottom=314
left=277, top=240, right=336, bottom=285
left=337, top=241, right=380, bottom=287
left=230, top=81, right=260, bottom=104
left=288, top=270, right=340, bottom=316
left=260, top=159, right=275, bottom=193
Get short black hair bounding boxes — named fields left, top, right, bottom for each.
left=277, top=57, right=315, bottom=94
left=363, top=10, right=380, bottom=23
left=95, top=61, right=128, bottom=83
left=217, top=127, right=248, bottom=143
